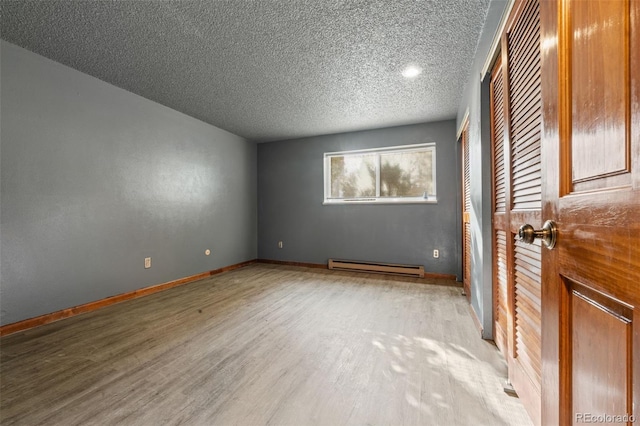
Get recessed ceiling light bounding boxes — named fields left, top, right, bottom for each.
left=402, top=65, right=423, bottom=78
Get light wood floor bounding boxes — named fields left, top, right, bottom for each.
left=1, top=264, right=532, bottom=425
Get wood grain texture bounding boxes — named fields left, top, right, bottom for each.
left=570, top=283, right=632, bottom=420
left=570, top=0, right=630, bottom=185
left=0, top=264, right=533, bottom=426
left=542, top=0, right=640, bottom=423
left=539, top=0, right=562, bottom=422
left=0, top=260, right=257, bottom=337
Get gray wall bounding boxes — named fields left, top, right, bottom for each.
left=455, top=0, right=510, bottom=338
left=0, top=41, right=257, bottom=326
left=258, top=121, right=460, bottom=277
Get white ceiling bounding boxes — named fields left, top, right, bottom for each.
left=0, top=0, right=491, bottom=142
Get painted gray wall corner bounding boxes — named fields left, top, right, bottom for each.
left=0, top=41, right=257, bottom=326
left=257, top=121, right=459, bottom=276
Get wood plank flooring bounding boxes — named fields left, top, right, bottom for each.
left=0, top=264, right=532, bottom=425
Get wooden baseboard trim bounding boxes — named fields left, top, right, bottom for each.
left=0, top=259, right=257, bottom=337
left=423, top=271, right=457, bottom=280
left=257, top=259, right=328, bottom=269
left=257, top=259, right=456, bottom=281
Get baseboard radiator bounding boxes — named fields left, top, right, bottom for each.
left=328, top=259, right=425, bottom=278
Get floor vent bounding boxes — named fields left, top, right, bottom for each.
left=328, top=259, right=425, bottom=278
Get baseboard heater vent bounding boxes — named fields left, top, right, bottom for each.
left=328, top=259, right=424, bottom=278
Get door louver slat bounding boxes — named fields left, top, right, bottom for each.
left=462, top=123, right=471, bottom=300
left=509, top=0, right=542, bottom=211
left=495, top=231, right=508, bottom=355
left=493, top=63, right=507, bottom=213
left=514, top=238, right=542, bottom=391
left=490, top=0, right=543, bottom=422
left=508, top=0, right=543, bottom=417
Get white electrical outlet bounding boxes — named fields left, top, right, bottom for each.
left=144, top=257, right=152, bottom=269
left=278, top=241, right=283, bottom=249
left=205, top=249, right=211, bottom=256
left=433, top=250, right=439, bottom=258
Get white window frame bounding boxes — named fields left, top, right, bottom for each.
left=323, top=143, right=437, bottom=205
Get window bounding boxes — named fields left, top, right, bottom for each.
left=324, top=143, right=437, bottom=204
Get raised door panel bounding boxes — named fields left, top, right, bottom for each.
left=568, top=280, right=633, bottom=422
left=570, top=0, right=631, bottom=190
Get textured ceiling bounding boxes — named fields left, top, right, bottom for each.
left=0, top=0, right=490, bottom=142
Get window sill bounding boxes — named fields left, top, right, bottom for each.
left=323, top=198, right=438, bottom=205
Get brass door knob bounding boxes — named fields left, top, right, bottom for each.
left=518, top=220, right=558, bottom=250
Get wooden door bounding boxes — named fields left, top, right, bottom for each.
left=461, top=120, right=471, bottom=302
left=491, top=55, right=509, bottom=357
left=540, top=0, right=640, bottom=424
left=490, top=1, right=544, bottom=423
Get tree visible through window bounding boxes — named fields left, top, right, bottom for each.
left=324, top=143, right=436, bottom=204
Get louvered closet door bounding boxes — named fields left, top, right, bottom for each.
left=501, top=0, right=543, bottom=424
left=490, top=56, right=509, bottom=358
left=461, top=122, right=471, bottom=302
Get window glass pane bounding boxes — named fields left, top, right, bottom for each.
left=324, top=144, right=436, bottom=204
left=330, top=154, right=376, bottom=198
left=379, top=150, right=433, bottom=197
